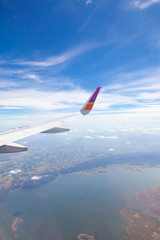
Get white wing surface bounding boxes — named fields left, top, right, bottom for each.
left=0, top=87, right=101, bottom=153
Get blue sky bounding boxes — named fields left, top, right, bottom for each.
left=0, top=0, right=160, bottom=127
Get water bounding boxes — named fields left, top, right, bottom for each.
left=1, top=166, right=160, bottom=240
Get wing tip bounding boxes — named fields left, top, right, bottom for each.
left=80, top=87, right=101, bottom=115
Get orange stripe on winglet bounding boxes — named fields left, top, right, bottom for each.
left=87, top=102, right=94, bottom=104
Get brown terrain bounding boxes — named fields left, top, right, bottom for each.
left=11, top=218, right=23, bottom=238
left=77, top=233, right=95, bottom=240
left=120, top=186, right=160, bottom=240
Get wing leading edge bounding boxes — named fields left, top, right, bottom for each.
left=0, top=87, right=101, bottom=153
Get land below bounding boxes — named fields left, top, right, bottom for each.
left=120, top=186, right=160, bottom=240
left=0, top=151, right=160, bottom=200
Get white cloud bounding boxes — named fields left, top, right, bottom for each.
left=0, top=69, right=77, bottom=91
left=87, top=128, right=96, bottom=132
left=0, top=60, right=6, bottom=64
left=98, top=135, right=118, bottom=139
left=13, top=43, right=99, bottom=67
left=86, top=0, right=92, bottom=5
left=1, top=62, right=160, bottom=129
left=0, top=106, right=22, bottom=109
left=24, top=74, right=42, bottom=83
left=9, top=169, right=21, bottom=174
left=31, top=176, right=42, bottom=180
left=0, top=80, right=18, bottom=88
left=131, top=0, right=160, bottom=9
left=108, top=129, right=116, bottom=132
left=83, top=135, right=94, bottom=139
left=0, top=88, right=91, bottom=110
left=79, top=0, right=103, bottom=33
left=104, top=67, right=160, bottom=92
left=83, top=135, right=118, bottom=140
left=98, top=135, right=106, bottom=138
left=120, top=129, right=129, bottom=132
left=0, top=68, right=26, bottom=75
left=100, top=66, right=160, bottom=114
left=108, top=148, right=114, bottom=151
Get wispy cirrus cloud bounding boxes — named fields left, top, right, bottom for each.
left=98, top=135, right=118, bottom=139
left=0, top=88, right=90, bottom=110
left=13, top=43, right=99, bottom=67
left=1, top=52, right=160, bottom=128
left=0, top=65, right=77, bottom=90
left=0, top=80, right=18, bottom=88
left=87, top=128, right=96, bottom=132
left=131, top=0, right=160, bottom=9
left=104, top=66, right=160, bottom=93
left=86, top=0, right=93, bottom=5
left=1, top=66, right=160, bottom=115
left=0, top=42, right=103, bottom=92
left=23, top=74, right=42, bottom=83
left=0, top=59, right=6, bottom=64
left=83, top=135, right=94, bottom=139
left=95, top=66, right=160, bottom=118
left=78, top=0, right=103, bottom=33
left=108, top=148, right=114, bottom=151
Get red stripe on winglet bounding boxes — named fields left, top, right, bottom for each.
left=84, top=104, right=94, bottom=110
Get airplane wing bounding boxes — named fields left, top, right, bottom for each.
left=0, top=87, right=101, bottom=153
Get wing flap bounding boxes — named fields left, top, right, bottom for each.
left=0, top=143, right=27, bottom=153
left=41, top=127, right=70, bottom=133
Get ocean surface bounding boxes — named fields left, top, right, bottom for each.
left=0, top=166, right=160, bottom=240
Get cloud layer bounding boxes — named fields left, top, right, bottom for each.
left=131, top=0, right=160, bottom=9
left=13, top=43, right=99, bottom=67
left=1, top=62, right=160, bottom=128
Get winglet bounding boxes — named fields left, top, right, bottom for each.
left=80, top=87, right=101, bottom=115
